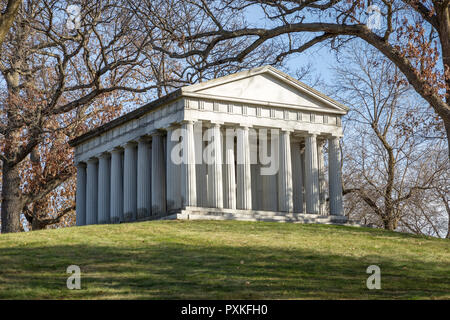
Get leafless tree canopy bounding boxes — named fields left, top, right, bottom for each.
left=333, top=44, right=449, bottom=236
left=0, top=0, right=192, bottom=232
left=0, top=0, right=275, bottom=233
left=129, top=0, right=450, bottom=153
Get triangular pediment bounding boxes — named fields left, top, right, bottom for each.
left=182, top=66, right=348, bottom=113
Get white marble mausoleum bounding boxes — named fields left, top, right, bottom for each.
left=70, top=66, right=348, bottom=225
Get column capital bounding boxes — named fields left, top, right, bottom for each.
left=317, top=139, right=326, bottom=147
left=307, top=131, right=320, bottom=137
left=205, top=120, right=224, bottom=128
left=166, top=122, right=181, bottom=131
left=87, top=157, right=98, bottom=164
left=150, top=129, right=165, bottom=137
left=110, top=147, right=124, bottom=154
left=238, top=124, right=252, bottom=129
left=181, top=120, right=196, bottom=125
left=138, top=135, right=152, bottom=143
left=280, top=128, right=294, bottom=133
left=210, top=121, right=223, bottom=127
left=98, top=152, right=111, bottom=159
left=76, top=162, right=87, bottom=168
left=122, top=141, right=138, bottom=148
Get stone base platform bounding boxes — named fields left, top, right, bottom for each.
left=159, top=206, right=350, bottom=225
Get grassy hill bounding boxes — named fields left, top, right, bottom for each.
left=0, top=220, right=448, bottom=299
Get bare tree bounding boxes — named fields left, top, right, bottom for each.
left=0, top=0, right=21, bottom=45
left=0, top=0, right=187, bottom=233
left=130, top=0, right=450, bottom=154
left=0, top=0, right=277, bottom=233
left=398, top=151, right=449, bottom=237
left=334, top=44, right=448, bottom=234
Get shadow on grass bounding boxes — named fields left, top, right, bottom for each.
left=0, top=241, right=448, bottom=299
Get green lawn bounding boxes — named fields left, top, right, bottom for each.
left=0, top=220, right=448, bottom=299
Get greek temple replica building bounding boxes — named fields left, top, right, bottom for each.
left=70, top=66, right=348, bottom=225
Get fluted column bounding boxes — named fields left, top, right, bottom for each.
left=166, top=126, right=181, bottom=211
left=318, top=139, right=327, bottom=215
left=137, top=138, right=152, bottom=219
left=291, top=142, right=304, bottom=213
left=86, top=158, right=98, bottom=225
left=236, top=126, right=252, bottom=210
left=300, top=146, right=306, bottom=213
left=75, top=162, right=87, bottom=226
left=223, top=127, right=236, bottom=209
left=328, top=136, right=343, bottom=215
left=98, top=153, right=111, bottom=224
left=278, top=130, right=293, bottom=213
left=194, top=124, right=207, bottom=207
left=123, top=142, right=137, bottom=221
left=152, top=132, right=166, bottom=215
left=305, top=134, right=320, bottom=214
left=181, top=121, right=197, bottom=207
left=207, top=122, right=223, bottom=208
left=251, top=161, right=260, bottom=210
left=262, top=133, right=278, bottom=211
left=110, top=148, right=123, bottom=223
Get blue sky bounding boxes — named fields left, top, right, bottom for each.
left=244, top=4, right=339, bottom=87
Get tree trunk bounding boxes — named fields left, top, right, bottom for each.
left=437, top=2, right=450, bottom=157
left=0, top=0, right=22, bottom=47
left=382, top=216, right=397, bottom=231
left=1, top=164, right=23, bottom=233
left=447, top=216, right=450, bottom=239
left=445, top=122, right=450, bottom=158
left=31, top=218, right=46, bottom=231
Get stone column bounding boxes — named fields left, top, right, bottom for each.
left=328, top=136, right=344, bottom=215
left=254, top=163, right=264, bottom=210
left=207, top=122, right=223, bottom=208
left=75, top=162, right=87, bottom=226
left=166, top=126, right=181, bottom=211
left=251, top=162, right=260, bottom=210
left=291, top=142, right=304, bottom=213
left=236, top=126, right=252, bottom=210
left=123, top=142, right=137, bottom=221
left=181, top=121, right=197, bottom=207
left=262, top=132, right=278, bottom=211
left=86, top=158, right=98, bottom=225
left=152, top=132, right=166, bottom=215
left=318, top=139, right=327, bottom=215
left=250, top=130, right=260, bottom=210
left=110, top=148, right=123, bottom=223
left=300, top=145, right=306, bottom=213
left=98, top=153, right=111, bottom=224
left=278, top=130, right=294, bottom=213
left=194, top=123, right=207, bottom=207
left=223, top=127, right=236, bottom=209
left=305, top=133, right=320, bottom=214
left=137, top=138, right=152, bottom=219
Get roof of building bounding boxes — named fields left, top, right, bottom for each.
left=69, top=65, right=348, bottom=147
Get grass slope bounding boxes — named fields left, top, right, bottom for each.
left=0, top=220, right=449, bottom=299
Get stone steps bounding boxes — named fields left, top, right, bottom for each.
left=175, top=208, right=349, bottom=224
